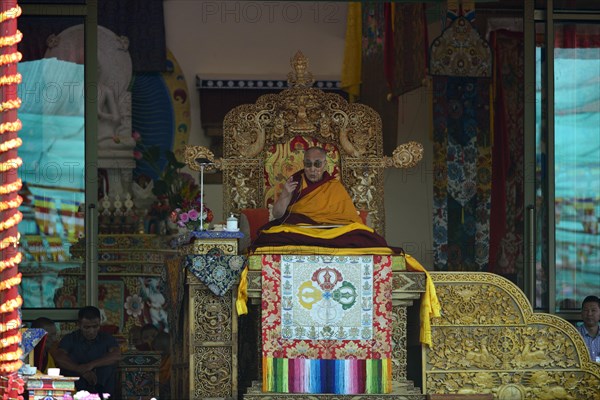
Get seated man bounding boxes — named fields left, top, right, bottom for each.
left=576, top=295, right=600, bottom=362
left=31, top=317, right=58, bottom=374
left=251, top=146, right=398, bottom=253
left=54, top=306, right=121, bottom=397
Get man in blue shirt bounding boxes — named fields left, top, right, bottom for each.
left=54, top=306, right=121, bottom=397
left=576, top=295, right=600, bottom=362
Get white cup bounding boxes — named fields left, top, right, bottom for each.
left=226, top=214, right=238, bottom=231
left=47, top=367, right=61, bottom=376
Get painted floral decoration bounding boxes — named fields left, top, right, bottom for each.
left=124, top=294, right=143, bottom=318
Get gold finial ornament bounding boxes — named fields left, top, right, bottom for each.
left=184, top=145, right=220, bottom=171
left=287, top=51, right=314, bottom=88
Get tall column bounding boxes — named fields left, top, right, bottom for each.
left=0, top=1, right=24, bottom=398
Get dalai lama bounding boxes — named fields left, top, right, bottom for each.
left=243, top=147, right=440, bottom=350
left=249, top=146, right=401, bottom=254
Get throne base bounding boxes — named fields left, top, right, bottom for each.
left=243, top=381, right=426, bottom=400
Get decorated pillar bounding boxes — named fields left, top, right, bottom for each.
left=0, top=1, right=24, bottom=398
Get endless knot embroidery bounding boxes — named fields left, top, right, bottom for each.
left=280, top=255, right=373, bottom=341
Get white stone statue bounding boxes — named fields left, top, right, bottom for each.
left=45, top=25, right=136, bottom=196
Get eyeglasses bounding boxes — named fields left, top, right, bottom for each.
left=304, top=159, right=325, bottom=168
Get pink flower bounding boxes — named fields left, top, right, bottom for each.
left=179, top=212, right=189, bottom=223
left=131, top=130, right=142, bottom=142
left=188, top=209, right=199, bottom=221
left=133, top=150, right=143, bottom=160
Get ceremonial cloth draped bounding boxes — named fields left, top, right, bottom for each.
left=185, top=248, right=246, bottom=297
left=262, top=255, right=392, bottom=394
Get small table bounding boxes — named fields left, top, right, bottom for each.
left=118, top=350, right=162, bottom=400
left=26, top=375, right=79, bottom=400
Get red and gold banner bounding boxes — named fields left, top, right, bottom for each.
left=261, top=254, right=392, bottom=394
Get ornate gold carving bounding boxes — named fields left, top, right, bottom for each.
left=194, top=346, right=233, bottom=398
left=384, top=141, right=424, bottom=169
left=192, top=287, right=232, bottom=342
left=223, top=162, right=263, bottom=213
left=287, top=51, right=314, bottom=88
left=432, top=282, right=524, bottom=326
left=219, top=52, right=424, bottom=235
left=183, top=144, right=220, bottom=171
left=392, top=272, right=427, bottom=292
left=185, top=238, right=238, bottom=398
left=426, top=272, right=600, bottom=399
left=391, top=306, right=408, bottom=383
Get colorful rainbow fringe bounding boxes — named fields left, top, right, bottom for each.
left=262, top=357, right=392, bottom=394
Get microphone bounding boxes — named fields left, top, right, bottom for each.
left=195, top=157, right=213, bottom=166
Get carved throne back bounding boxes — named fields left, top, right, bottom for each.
left=186, top=51, right=423, bottom=235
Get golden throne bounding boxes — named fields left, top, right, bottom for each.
left=179, top=51, right=600, bottom=400
left=183, top=51, right=429, bottom=399
left=185, top=51, right=423, bottom=236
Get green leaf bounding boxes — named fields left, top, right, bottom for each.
left=152, top=179, right=169, bottom=196
left=165, top=150, right=185, bottom=169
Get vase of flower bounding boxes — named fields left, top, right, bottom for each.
left=173, top=203, right=213, bottom=232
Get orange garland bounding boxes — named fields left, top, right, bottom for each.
left=0, top=180, right=22, bottom=195
left=0, top=3, right=24, bottom=396
left=0, top=235, right=19, bottom=251
left=0, top=213, right=22, bottom=232
left=0, top=297, right=21, bottom=314
left=0, top=32, right=22, bottom=49
left=0, top=120, right=21, bottom=135
left=0, top=254, right=21, bottom=273
left=0, top=158, right=22, bottom=172
left=0, top=6, right=21, bottom=23
left=0, top=137, right=22, bottom=152
left=0, top=196, right=22, bottom=212
left=0, top=74, right=21, bottom=86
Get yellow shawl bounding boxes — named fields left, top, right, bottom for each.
left=287, top=175, right=361, bottom=225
